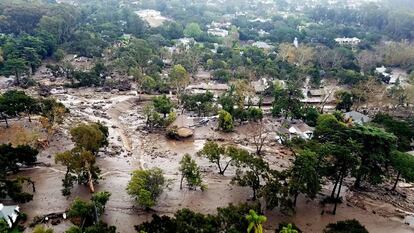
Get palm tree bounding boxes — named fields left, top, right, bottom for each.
left=280, top=224, right=299, bottom=233
left=246, top=210, right=267, bottom=233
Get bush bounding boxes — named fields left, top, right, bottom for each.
left=323, top=219, right=368, bottom=233
left=218, top=110, right=234, bottom=132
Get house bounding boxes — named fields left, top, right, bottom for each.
left=389, top=75, right=400, bottom=85
left=344, top=111, right=371, bottom=124
left=209, top=21, right=232, bottom=29
left=258, top=29, right=269, bottom=37
left=252, top=78, right=269, bottom=93
left=185, top=83, right=229, bottom=96
left=275, top=126, right=291, bottom=144
left=307, top=89, right=325, bottom=98
left=252, top=41, right=274, bottom=50
left=0, top=204, right=19, bottom=228
left=207, top=28, right=229, bottom=37
left=334, top=37, right=361, bottom=46
left=175, top=38, right=195, bottom=48
left=288, top=123, right=315, bottom=140
left=135, top=9, right=169, bottom=27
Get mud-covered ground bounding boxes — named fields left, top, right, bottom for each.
left=1, top=88, right=413, bottom=233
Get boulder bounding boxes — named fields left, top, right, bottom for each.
left=166, top=126, right=194, bottom=139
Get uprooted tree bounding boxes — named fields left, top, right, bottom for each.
left=56, top=122, right=108, bottom=196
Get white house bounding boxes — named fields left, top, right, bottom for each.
left=0, top=204, right=19, bottom=228
left=252, top=41, right=274, bottom=50
left=335, top=37, right=361, bottom=46
left=207, top=28, right=229, bottom=37
left=288, top=123, right=315, bottom=140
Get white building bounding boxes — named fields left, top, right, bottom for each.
left=208, top=28, right=229, bottom=37
left=335, top=37, right=361, bottom=46
left=0, top=204, right=19, bottom=228
left=288, top=123, right=314, bottom=140
left=252, top=41, right=274, bottom=50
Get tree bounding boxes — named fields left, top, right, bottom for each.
left=152, top=95, right=174, bottom=118
left=68, top=198, right=95, bottom=228
left=246, top=210, right=267, bottom=233
left=323, top=219, right=368, bottom=233
left=322, top=142, right=360, bottom=215
left=279, top=224, right=299, bottom=233
left=288, top=150, right=321, bottom=207
left=183, top=23, right=203, bottom=38
left=218, top=110, right=234, bottom=132
left=247, top=107, right=263, bottom=122
left=373, top=113, right=414, bottom=151
left=67, top=193, right=113, bottom=232
left=351, top=77, right=387, bottom=111
left=197, top=141, right=226, bottom=175
left=179, top=154, right=206, bottom=191
left=390, top=151, right=414, bottom=191
left=2, top=58, right=28, bottom=86
left=70, top=123, right=108, bottom=154
left=83, top=221, right=117, bottom=233
left=356, top=50, right=378, bottom=74
left=232, top=154, right=269, bottom=200
left=197, top=141, right=247, bottom=175
left=172, top=45, right=202, bottom=77
left=0, top=144, right=38, bottom=203
left=116, top=38, right=153, bottom=74
left=181, top=92, right=214, bottom=117
left=33, top=225, right=54, bottom=233
left=0, top=90, right=38, bottom=127
left=278, top=43, right=315, bottom=67
left=272, top=82, right=304, bottom=119
left=351, top=125, right=397, bottom=188
left=91, top=191, right=111, bottom=215
left=135, top=203, right=260, bottom=233
left=39, top=98, right=67, bottom=141
left=314, top=114, right=347, bottom=142
left=301, top=106, right=319, bottom=127
left=169, top=64, right=190, bottom=95
left=127, top=168, right=166, bottom=209
left=248, top=122, right=268, bottom=156
left=55, top=148, right=100, bottom=196
left=335, top=91, right=354, bottom=112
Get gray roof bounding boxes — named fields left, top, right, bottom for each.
left=308, top=89, right=325, bottom=96
left=344, top=111, right=371, bottom=124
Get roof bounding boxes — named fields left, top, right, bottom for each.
left=0, top=204, right=19, bottom=228
left=207, top=28, right=229, bottom=37
left=252, top=41, right=274, bottom=49
left=186, top=83, right=229, bottom=91
left=308, top=89, right=325, bottom=96
left=389, top=75, right=400, bottom=84
left=334, top=37, right=361, bottom=43
left=344, top=111, right=371, bottom=124
left=289, top=123, right=314, bottom=134
left=251, top=78, right=268, bottom=93
left=276, top=126, right=290, bottom=135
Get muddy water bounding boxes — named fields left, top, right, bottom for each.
left=266, top=195, right=414, bottom=233
left=17, top=91, right=414, bottom=233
